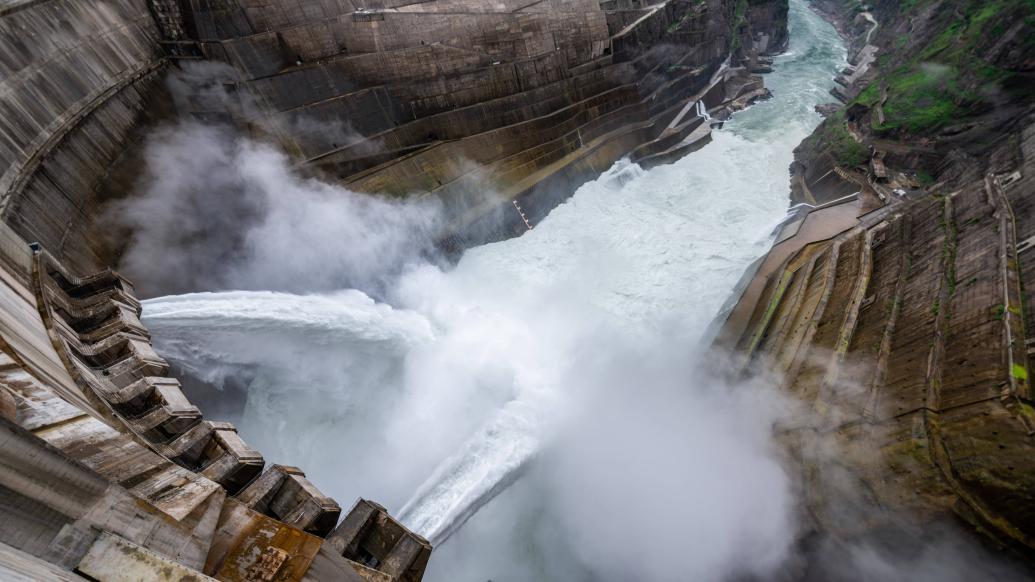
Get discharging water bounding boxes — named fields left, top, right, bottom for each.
left=142, top=2, right=844, bottom=579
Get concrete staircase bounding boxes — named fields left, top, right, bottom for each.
left=0, top=221, right=433, bottom=580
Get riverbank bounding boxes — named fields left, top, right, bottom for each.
left=718, top=0, right=1035, bottom=565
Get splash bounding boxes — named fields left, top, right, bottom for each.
left=142, top=1, right=847, bottom=578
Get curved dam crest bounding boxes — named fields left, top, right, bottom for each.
left=141, top=0, right=845, bottom=578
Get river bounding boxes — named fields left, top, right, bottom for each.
left=141, top=1, right=845, bottom=579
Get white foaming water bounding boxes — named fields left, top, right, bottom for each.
left=142, top=1, right=844, bottom=578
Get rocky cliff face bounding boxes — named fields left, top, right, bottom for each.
left=724, top=0, right=1035, bottom=566
left=795, top=0, right=1034, bottom=205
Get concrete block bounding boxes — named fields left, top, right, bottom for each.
left=76, top=531, right=215, bottom=581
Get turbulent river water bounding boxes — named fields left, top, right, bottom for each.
left=142, top=2, right=844, bottom=579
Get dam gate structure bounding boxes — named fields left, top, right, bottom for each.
left=0, top=0, right=789, bottom=579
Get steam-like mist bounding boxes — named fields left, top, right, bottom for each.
left=111, top=122, right=443, bottom=297
left=540, top=354, right=796, bottom=581
left=134, top=0, right=817, bottom=577
left=126, top=1, right=1031, bottom=580
left=142, top=150, right=800, bottom=577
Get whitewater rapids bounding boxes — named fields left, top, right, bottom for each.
left=142, top=1, right=844, bottom=578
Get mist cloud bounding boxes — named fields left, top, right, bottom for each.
left=111, top=121, right=444, bottom=297
left=131, top=126, right=1035, bottom=580
left=126, top=14, right=1034, bottom=580
left=164, top=61, right=376, bottom=154
left=544, top=353, right=796, bottom=582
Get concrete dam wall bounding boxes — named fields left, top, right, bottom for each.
left=0, top=0, right=166, bottom=271
left=2, top=0, right=788, bottom=274
left=0, top=0, right=790, bottom=580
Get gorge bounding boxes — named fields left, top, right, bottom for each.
left=139, top=5, right=843, bottom=579
left=1, top=0, right=1034, bottom=580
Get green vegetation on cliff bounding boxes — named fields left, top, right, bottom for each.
left=853, top=0, right=1034, bottom=134
left=731, top=0, right=749, bottom=50
left=877, top=66, right=963, bottom=133
left=812, top=111, right=870, bottom=167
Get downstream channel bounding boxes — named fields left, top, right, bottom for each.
left=142, top=1, right=845, bottom=578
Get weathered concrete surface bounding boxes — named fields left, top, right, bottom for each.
left=718, top=195, right=863, bottom=347
left=0, top=0, right=790, bottom=278
left=0, top=541, right=87, bottom=581
left=720, top=0, right=1035, bottom=559
left=0, top=218, right=431, bottom=580
left=77, top=532, right=218, bottom=582
left=721, top=0, right=1035, bottom=562
left=150, top=0, right=787, bottom=254
left=0, top=0, right=166, bottom=272
left=723, top=173, right=1035, bottom=558
left=0, top=0, right=790, bottom=578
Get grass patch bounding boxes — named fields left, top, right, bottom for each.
left=877, top=65, right=963, bottom=133
left=1012, top=363, right=1028, bottom=381
left=730, top=0, right=748, bottom=51
left=868, top=0, right=1034, bottom=134
left=817, top=111, right=870, bottom=167
left=855, top=82, right=880, bottom=107
left=667, top=4, right=699, bottom=34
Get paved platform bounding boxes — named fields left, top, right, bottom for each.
left=716, top=195, right=864, bottom=346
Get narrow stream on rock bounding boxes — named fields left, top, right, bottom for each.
left=141, top=1, right=844, bottom=579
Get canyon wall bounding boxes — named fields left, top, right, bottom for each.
left=3, top=0, right=791, bottom=278
left=0, top=1, right=790, bottom=580
left=179, top=0, right=790, bottom=250
left=721, top=0, right=1035, bottom=564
